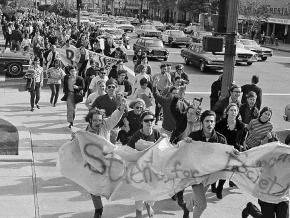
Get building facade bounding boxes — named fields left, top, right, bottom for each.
left=239, top=0, right=290, bottom=43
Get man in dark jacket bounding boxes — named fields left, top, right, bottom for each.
left=241, top=75, right=262, bottom=110
left=11, top=24, right=23, bottom=52
left=210, top=75, right=222, bottom=110
left=214, top=84, right=241, bottom=122
left=173, top=110, right=227, bottom=218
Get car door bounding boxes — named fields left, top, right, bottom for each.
left=191, top=44, right=201, bottom=66
left=139, top=39, right=146, bottom=53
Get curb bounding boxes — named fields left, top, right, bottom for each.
left=262, top=45, right=290, bottom=53
left=0, top=123, right=33, bottom=162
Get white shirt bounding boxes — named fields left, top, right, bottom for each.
left=89, top=75, right=108, bottom=92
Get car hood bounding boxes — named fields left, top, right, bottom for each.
left=143, top=30, right=161, bottom=33
left=118, top=24, right=134, bottom=28
left=236, top=47, right=257, bottom=55
left=205, top=53, right=224, bottom=61
left=0, top=51, right=31, bottom=60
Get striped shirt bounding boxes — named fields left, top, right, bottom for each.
left=245, top=118, right=273, bottom=149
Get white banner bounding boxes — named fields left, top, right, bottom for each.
left=58, top=131, right=290, bottom=203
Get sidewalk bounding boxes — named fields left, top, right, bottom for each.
left=262, top=42, right=290, bottom=53
left=0, top=87, right=261, bottom=218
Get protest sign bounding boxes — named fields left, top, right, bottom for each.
left=58, top=131, right=290, bottom=203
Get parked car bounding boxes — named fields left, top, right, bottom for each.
left=235, top=42, right=258, bottom=65
left=151, top=21, right=166, bottom=32
left=131, top=18, right=140, bottom=25
left=173, top=23, right=186, bottom=31
left=0, top=51, right=30, bottom=77
left=165, top=23, right=174, bottom=30
left=136, top=25, right=161, bottom=38
left=133, top=37, right=169, bottom=61
left=238, top=39, right=273, bottom=61
left=190, top=31, right=213, bottom=43
left=115, top=20, right=135, bottom=32
left=161, top=30, right=192, bottom=47
left=181, top=43, right=224, bottom=72
left=100, top=28, right=125, bottom=46
left=184, top=22, right=200, bottom=34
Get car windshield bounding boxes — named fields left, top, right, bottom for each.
left=153, top=22, right=163, bottom=26
left=241, top=40, right=258, bottom=46
left=146, top=40, right=163, bottom=47
left=170, top=31, right=186, bottom=37
left=142, top=25, right=157, bottom=30
left=105, top=29, right=123, bottom=35
left=116, top=20, right=130, bottom=25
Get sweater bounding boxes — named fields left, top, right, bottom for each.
left=91, top=94, right=118, bottom=117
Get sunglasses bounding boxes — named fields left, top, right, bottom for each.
left=143, top=118, right=154, bottom=123
left=107, top=85, right=116, bottom=89
left=135, top=106, right=143, bottom=110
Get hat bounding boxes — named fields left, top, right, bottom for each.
left=129, top=98, right=145, bottom=109
left=106, top=78, right=117, bottom=87
left=160, top=64, right=167, bottom=69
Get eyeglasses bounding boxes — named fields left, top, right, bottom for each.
left=107, top=85, right=116, bottom=89
left=100, top=72, right=106, bottom=75
left=135, top=106, right=143, bottom=110
left=233, top=90, right=241, bottom=93
left=143, top=118, right=154, bottom=123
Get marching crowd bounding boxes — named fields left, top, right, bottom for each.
left=2, top=11, right=289, bottom=218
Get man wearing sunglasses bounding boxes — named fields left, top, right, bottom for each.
left=91, top=79, right=119, bottom=117
left=89, top=67, right=108, bottom=94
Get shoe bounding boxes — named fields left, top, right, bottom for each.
left=171, top=194, right=177, bottom=201
left=53, top=103, right=56, bottom=107
left=30, top=108, right=34, bottom=112
left=68, top=122, right=73, bottom=128
left=242, top=203, right=250, bottom=218
left=36, top=104, right=40, bottom=109
left=216, top=187, right=223, bottom=199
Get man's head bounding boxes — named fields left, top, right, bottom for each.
left=160, top=64, right=167, bottom=73
left=251, top=75, right=259, bottom=84
left=99, top=68, right=106, bottom=78
left=85, top=108, right=106, bottom=130
left=105, top=78, right=118, bottom=96
left=140, top=77, right=148, bottom=89
left=200, top=110, right=216, bottom=135
left=169, top=86, right=178, bottom=98
left=229, top=84, right=241, bottom=102
left=117, top=70, right=127, bottom=82
left=246, top=91, right=257, bottom=107
left=166, top=63, right=172, bottom=73
left=175, top=64, right=183, bottom=73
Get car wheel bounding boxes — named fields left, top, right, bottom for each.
left=261, top=57, right=267, bottom=61
left=184, top=57, right=190, bottom=65
left=199, top=61, right=206, bottom=72
left=7, top=62, right=23, bottom=77
left=247, top=62, right=253, bottom=66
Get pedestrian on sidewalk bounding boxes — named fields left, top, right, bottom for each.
left=4, top=22, right=12, bottom=51
left=62, top=66, right=85, bottom=128
left=10, top=24, right=23, bottom=52
left=25, top=57, right=44, bottom=112
left=46, top=59, right=66, bottom=107
left=82, top=99, right=127, bottom=218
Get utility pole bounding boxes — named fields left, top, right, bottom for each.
left=220, top=0, right=239, bottom=99
left=77, top=0, right=82, bottom=29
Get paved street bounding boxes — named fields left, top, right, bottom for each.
left=0, top=33, right=290, bottom=218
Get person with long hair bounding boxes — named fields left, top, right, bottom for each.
left=243, top=106, right=273, bottom=150
left=25, top=56, right=44, bottom=112
left=214, top=103, right=246, bottom=199
left=46, top=59, right=66, bottom=107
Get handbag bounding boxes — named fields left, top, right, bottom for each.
left=74, top=91, right=83, bottom=104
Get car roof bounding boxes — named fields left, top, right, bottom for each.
left=140, top=37, right=161, bottom=41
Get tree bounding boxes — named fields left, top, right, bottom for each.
left=0, top=0, right=8, bottom=7
left=239, top=0, right=271, bottom=33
